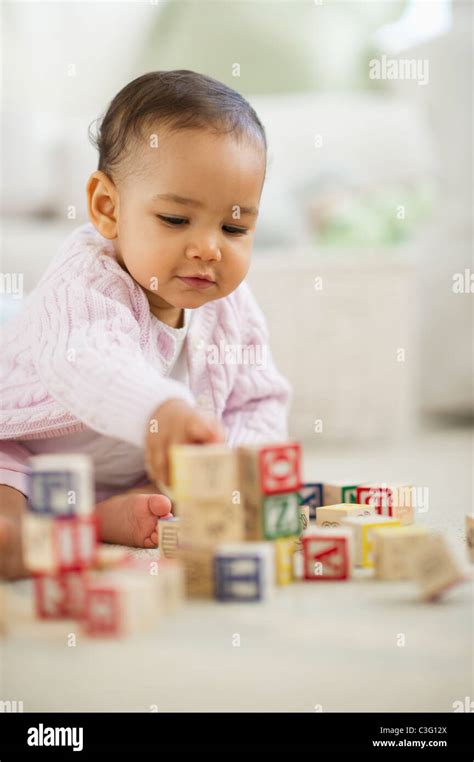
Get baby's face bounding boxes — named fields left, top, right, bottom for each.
left=90, top=127, right=265, bottom=326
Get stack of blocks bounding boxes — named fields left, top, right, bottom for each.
left=169, top=444, right=244, bottom=598
left=20, top=454, right=184, bottom=637
left=169, top=441, right=304, bottom=600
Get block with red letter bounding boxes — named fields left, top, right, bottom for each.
left=238, top=442, right=301, bottom=498
left=301, top=527, right=353, bottom=580
left=33, top=571, right=88, bottom=619
left=82, top=570, right=160, bottom=637
left=22, top=514, right=98, bottom=574
left=356, top=483, right=414, bottom=525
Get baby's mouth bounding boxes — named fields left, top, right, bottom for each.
left=177, top=275, right=216, bottom=291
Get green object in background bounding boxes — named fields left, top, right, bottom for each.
left=135, top=0, right=408, bottom=95
left=316, top=182, right=435, bottom=247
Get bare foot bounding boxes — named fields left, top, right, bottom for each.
left=0, top=515, right=29, bottom=580
left=95, top=491, right=173, bottom=548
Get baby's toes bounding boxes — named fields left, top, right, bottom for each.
left=148, top=494, right=172, bottom=517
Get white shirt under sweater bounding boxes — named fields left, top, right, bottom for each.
left=19, top=309, right=192, bottom=489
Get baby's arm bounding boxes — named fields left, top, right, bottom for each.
left=222, top=283, right=292, bottom=447
left=31, top=275, right=195, bottom=448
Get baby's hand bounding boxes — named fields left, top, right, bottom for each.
left=145, top=399, right=225, bottom=488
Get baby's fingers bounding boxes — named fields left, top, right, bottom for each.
left=188, top=413, right=225, bottom=444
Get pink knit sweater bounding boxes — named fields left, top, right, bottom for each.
left=0, top=222, right=292, bottom=449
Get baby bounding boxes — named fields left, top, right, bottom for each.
left=0, top=70, right=292, bottom=579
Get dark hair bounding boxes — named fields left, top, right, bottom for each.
left=88, top=70, right=267, bottom=183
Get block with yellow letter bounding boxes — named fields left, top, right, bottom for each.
left=342, top=515, right=400, bottom=568
left=275, top=536, right=297, bottom=585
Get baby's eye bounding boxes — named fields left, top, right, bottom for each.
left=158, top=215, right=187, bottom=226
left=157, top=216, right=247, bottom=236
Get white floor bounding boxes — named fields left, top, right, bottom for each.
left=1, top=425, right=473, bottom=712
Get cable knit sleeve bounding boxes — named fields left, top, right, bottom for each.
left=30, top=264, right=195, bottom=448
left=222, top=282, right=293, bottom=447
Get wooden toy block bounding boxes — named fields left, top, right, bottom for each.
left=372, top=525, right=430, bottom=580
left=316, top=503, right=375, bottom=528
left=22, top=514, right=98, bottom=574
left=299, top=483, right=323, bottom=521
left=341, top=515, right=401, bottom=567
left=33, top=571, right=88, bottom=619
left=238, top=441, right=301, bottom=499
left=156, top=558, right=185, bottom=613
left=214, top=542, right=275, bottom=601
left=323, top=481, right=365, bottom=506
left=158, top=517, right=180, bottom=558
left=82, top=571, right=160, bottom=637
left=179, top=545, right=215, bottom=598
left=27, top=454, right=94, bottom=517
left=275, top=537, right=297, bottom=585
left=243, top=491, right=301, bottom=541
left=176, top=499, right=243, bottom=547
left=169, top=444, right=238, bottom=501
left=302, top=527, right=353, bottom=580
left=356, top=483, right=414, bottom=525
left=412, top=534, right=466, bottom=600
left=466, top=515, right=474, bottom=562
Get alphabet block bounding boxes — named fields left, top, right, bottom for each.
left=179, top=545, right=215, bottom=599
left=275, top=536, right=297, bottom=585
left=82, top=571, right=160, bottom=637
left=302, top=527, right=354, bottom=580
left=22, top=514, right=98, bottom=574
left=169, top=444, right=238, bottom=501
left=323, top=481, right=365, bottom=506
left=372, top=525, right=429, bottom=580
left=299, top=483, right=323, bottom=521
left=176, top=500, right=243, bottom=547
left=242, top=491, right=301, bottom=541
left=412, top=534, right=466, bottom=600
left=158, top=517, right=180, bottom=558
left=316, top=503, right=375, bottom=528
left=341, top=515, right=401, bottom=567
left=356, top=483, right=414, bottom=525
left=33, top=571, right=88, bottom=619
left=27, top=454, right=94, bottom=517
left=214, top=542, right=275, bottom=601
left=238, top=442, right=301, bottom=498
